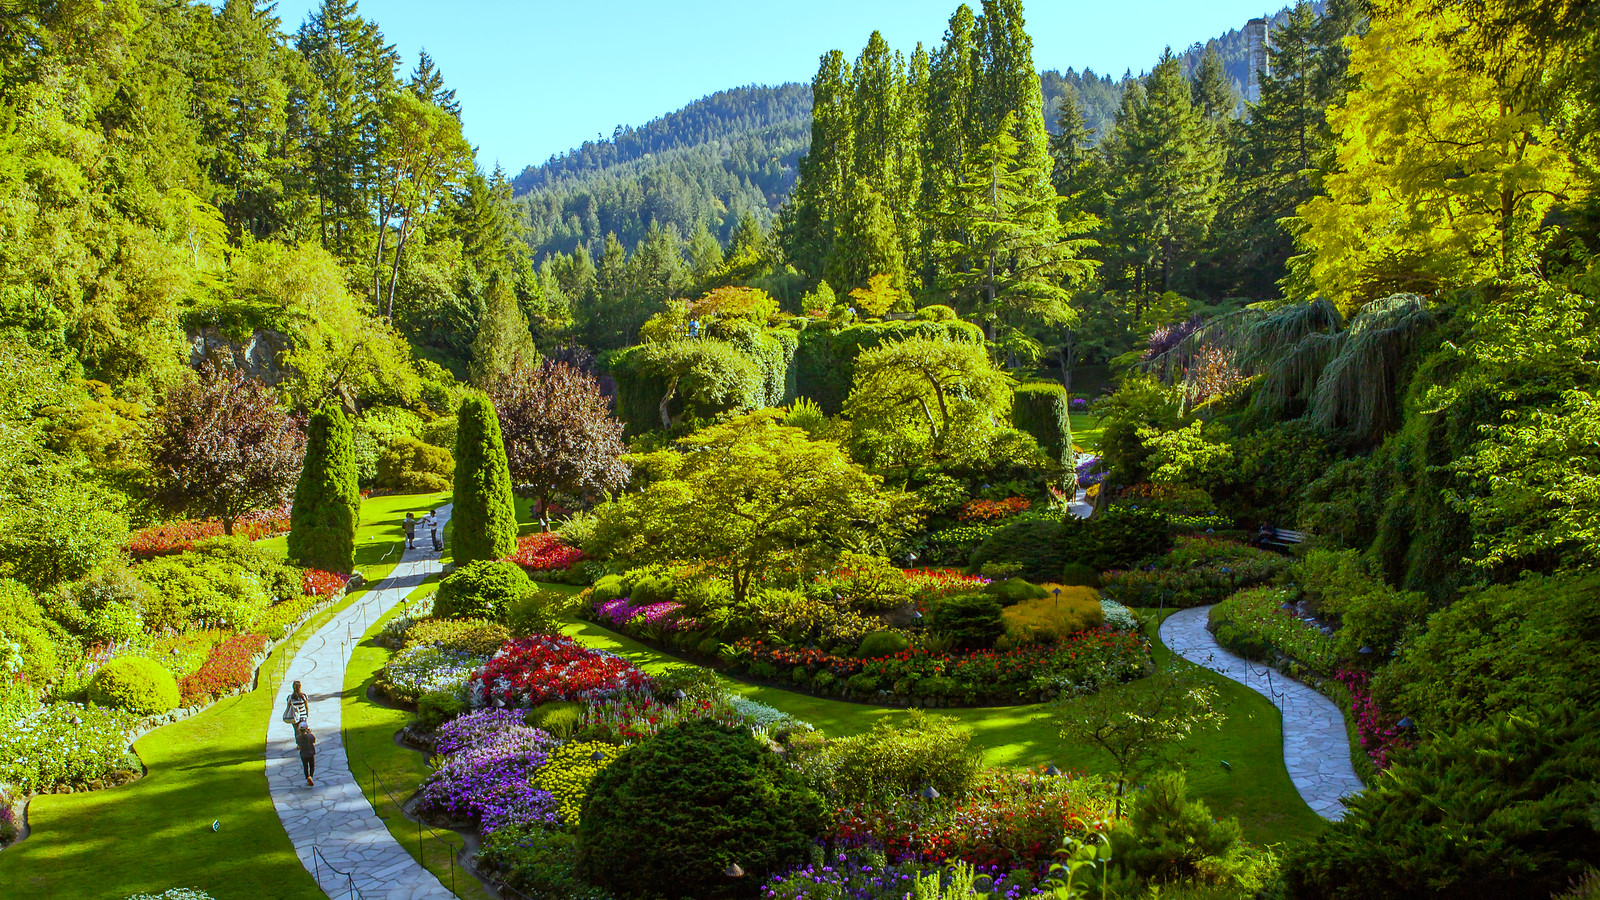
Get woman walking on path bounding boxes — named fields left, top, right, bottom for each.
left=296, top=722, right=317, bottom=787
left=403, top=512, right=417, bottom=549
left=288, top=680, right=309, bottom=723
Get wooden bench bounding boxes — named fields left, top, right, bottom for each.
left=1256, top=526, right=1307, bottom=551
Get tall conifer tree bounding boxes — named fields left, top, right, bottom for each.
left=451, top=394, right=518, bottom=564
left=288, top=405, right=360, bottom=572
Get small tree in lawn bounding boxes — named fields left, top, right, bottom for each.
left=148, top=363, right=305, bottom=535
left=1054, top=665, right=1223, bottom=813
left=492, top=359, right=628, bottom=530
left=288, top=405, right=360, bottom=572
left=452, top=394, right=518, bottom=563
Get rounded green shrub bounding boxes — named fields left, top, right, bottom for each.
left=929, top=592, right=1005, bottom=651
left=416, top=690, right=464, bottom=729
left=507, top=587, right=576, bottom=637
left=915, top=304, right=957, bottom=321
left=435, top=560, right=529, bottom=620
left=578, top=720, right=825, bottom=899
left=628, top=571, right=677, bottom=605
left=1056, top=506, right=1176, bottom=572
left=855, top=630, right=910, bottom=659
left=376, top=435, right=455, bottom=494
left=985, top=577, right=1048, bottom=605
left=1060, top=563, right=1102, bottom=588
left=88, top=656, right=180, bottom=715
left=590, top=574, right=626, bottom=605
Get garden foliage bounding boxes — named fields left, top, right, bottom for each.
left=287, top=405, right=360, bottom=573
left=452, top=395, right=519, bottom=563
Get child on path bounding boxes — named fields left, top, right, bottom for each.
left=296, top=722, right=317, bottom=787
left=404, top=512, right=417, bottom=549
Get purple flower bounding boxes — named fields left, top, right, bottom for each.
left=415, top=726, right=557, bottom=824
left=432, top=708, right=527, bottom=754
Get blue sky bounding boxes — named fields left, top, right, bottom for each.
left=268, top=1, right=1277, bottom=172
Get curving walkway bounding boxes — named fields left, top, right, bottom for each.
left=267, top=505, right=453, bottom=899
left=1160, top=606, right=1364, bottom=821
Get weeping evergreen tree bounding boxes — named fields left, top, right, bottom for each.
left=451, top=394, right=519, bottom=563
left=287, top=405, right=360, bottom=572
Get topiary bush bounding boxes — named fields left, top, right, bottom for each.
left=578, top=720, right=826, bottom=899
left=451, top=395, right=519, bottom=563
left=1012, top=382, right=1074, bottom=470
left=985, top=578, right=1048, bottom=606
left=288, top=405, right=360, bottom=572
left=435, top=560, right=529, bottom=621
left=376, top=435, right=455, bottom=493
left=856, top=630, right=910, bottom=659
left=88, top=656, right=181, bottom=715
left=929, top=592, right=1005, bottom=651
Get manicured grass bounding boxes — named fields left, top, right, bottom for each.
left=1070, top=413, right=1105, bottom=452
left=0, top=493, right=439, bottom=899
left=557, top=601, right=1325, bottom=845
left=343, top=580, right=493, bottom=900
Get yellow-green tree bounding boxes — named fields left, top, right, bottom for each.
left=1287, top=0, right=1581, bottom=311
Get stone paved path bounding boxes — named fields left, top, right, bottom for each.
left=267, top=505, right=454, bottom=900
left=1159, top=606, right=1365, bottom=820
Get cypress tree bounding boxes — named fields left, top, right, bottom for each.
left=1012, top=382, right=1075, bottom=471
left=288, top=405, right=360, bottom=572
left=451, top=394, right=519, bottom=564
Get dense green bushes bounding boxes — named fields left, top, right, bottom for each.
left=578, top=720, right=825, bottom=900
left=0, top=578, right=66, bottom=683
left=452, top=395, right=519, bottom=563
left=1012, top=382, right=1074, bottom=470
left=88, top=656, right=180, bottom=715
left=1112, top=772, right=1251, bottom=887
left=376, top=436, right=455, bottom=493
left=965, top=507, right=1176, bottom=583
left=288, top=406, right=360, bottom=572
left=1283, top=703, right=1600, bottom=900
left=435, top=560, right=530, bottom=620
left=928, top=592, right=1005, bottom=650
left=797, top=711, right=981, bottom=802
left=967, top=517, right=1066, bottom=582
left=792, top=318, right=984, bottom=414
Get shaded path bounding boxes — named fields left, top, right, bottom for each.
left=266, top=506, right=453, bottom=899
left=1159, top=606, right=1364, bottom=820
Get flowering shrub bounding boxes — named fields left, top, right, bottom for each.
left=1075, top=454, right=1105, bottom=488
left=1336, top=668, right=1406, bottom=770
left=301, top=569, right=350, bottom=596
left=415, top=725, right=559, bottom=833
left=1100, top=599, right=1138, bottom=631
left=126, top=507, right=291, bottom=557
left=178, top=633, right=269, bottom=706
left=531, top=740, right=620, bottom=826
left=957, top=497, right=1032, bottom=523
left=832, top=769, right=1115, bottom=869
left=432, top=708, right=528, bottom=753
left=903, top=568, right=992, bottom=606
left=382, top=645, right=490, bottom=703
left=0, top=703, right=136, bottom=792
left=593, top=597, right=698, bottom=633
left=467, top=635, right=653, bottom=708
left=507, top=532, right=587, bottom=573
left=1208, top=588, right=1337, bottom=674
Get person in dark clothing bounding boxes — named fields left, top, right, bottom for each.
left=403, top=512, right=417, bottom=549
left=296, top=722, right=317, bottom=786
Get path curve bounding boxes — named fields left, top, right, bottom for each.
left=1159, top=606, right=1364, bottom=820
left=267, top=505, right=454, bottom=900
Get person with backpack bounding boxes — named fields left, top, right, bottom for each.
left=281, top=680, right=309, bottom=725
left=403, top=512, right=417, bottom=549
left=296, top=722, right=317, bottom=787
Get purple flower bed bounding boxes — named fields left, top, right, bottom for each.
left=594, top=597, right=699, bottom=632
left=1075, top=454, right=1105, bottom=488
left=433, top=708, right=528, bottom=754
left=415, top=725, right=560, bottom=832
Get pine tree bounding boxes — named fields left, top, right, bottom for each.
left=470, top=275, right=537, bottom=387
left=1190, top=47, right=1238, bottom=123
left=782, top=50, right=854, bottom=278
left=825, top=181, right=906, bottom=294
left=975, top=0, right=1054, bottom=196
left=409, top=49, right=460, bottom=119
left=1048, top=85, right=1095, bottom=206
left=451, top=394, right=519, bottom=564
left=288, top=405, right=360, bottom=572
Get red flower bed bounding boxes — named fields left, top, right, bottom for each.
left=956, top=497, right=1031, bottom=522
left=1337, top=668, right=1408, bottom=770
left=467, top=635, right=652, bottom=708
left=302, top=569, right=351, bottom=596
left=128, top=507, right=292, bottom=557
left=903, top=568, right=991, bottom=605
left=179, top=633, right=270, bottom=706
left=507, top=532, right=587, bottom=573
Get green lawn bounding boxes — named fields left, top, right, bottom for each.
left=342, top=578, right=493, bottom=900
left=1070, top=413, right=1105, bottom=452
left=0, top=492, right=443, bottom=900
left=557, top=600, right=1325, bottom=845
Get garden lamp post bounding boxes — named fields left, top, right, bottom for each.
left=1044, top=764, right=1061, bottom=777
left=724, top=863, right=744, bottom=879
left=590, top=750, right=608, bottom=762
left=1053, top=586, right=1061, bottom=618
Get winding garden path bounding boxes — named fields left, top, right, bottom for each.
left=266, top=505, right=453, bottom=900
left=1159, top=606, right=1365, bottom=821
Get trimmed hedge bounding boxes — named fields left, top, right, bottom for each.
left=609, top=329, right=796, bottom=436
left=1012, top=382, right=1074, bottom=471
left=288, top=405, right=360, bottom=572
left=451, top=395, right=518, bottom=563
left=88, top=656, right=180, bottom=715
left=435, top=560, right=529, bottom=620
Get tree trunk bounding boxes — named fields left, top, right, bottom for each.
left=222, top=515, right=235, bottom=537
left=658, top=375, right=680, bottom=430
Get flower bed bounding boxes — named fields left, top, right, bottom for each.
left=433, top=708, right=529, bottom=754
left=593, top=597, right=698, bottom=633
left=725, top=628, right=1152, bottom=705
left=415, top=724, right=560, bottom=833
left=903, top=568, right=992, bottom=605
left=1208, top=587, right=1337, bottom=674
left=0, top=703, right=137, bottom=793
left=957, top=497, right=1031, bottom=522
left=1336, top=668, right=1407, bottom=770
left=126, top=507, right=291, bottom=558
left=507, top=532, right=587, bottom=574
left=467, top=635, right=653, bottom=709
left=178, top=633, right=270, bottom=706
left=381, top=645, right=490, bottom=703
left=302, top=569, right=350, bottom=596
left=764, top=849, right=1048, bottom=900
